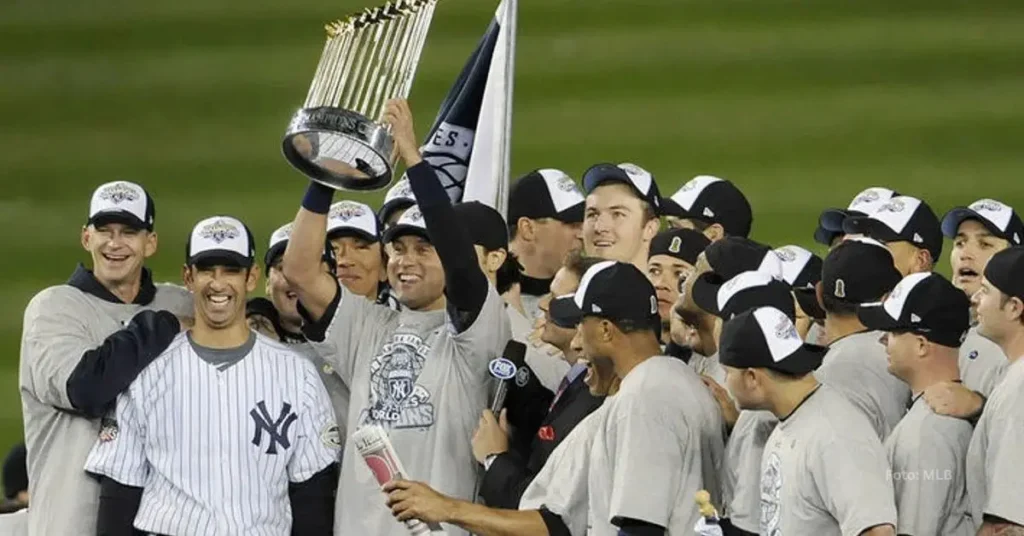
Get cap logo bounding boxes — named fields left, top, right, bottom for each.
left=702, top=207, right=715, bottom=218
left=912, top=232, right=924, bottom=243
left=617, top=163, right=652, bottom=195
left=775, top=247, right=797, bottom=262
left=386, top=179, right=414, bottom=202
left=330, top=202, right=367, bottom=222
left=774, top=314, right=799, bottom=342
left=1015, top=232, right=1021, bottom=244
left=556, top=175, right=577, bottom=193
left=200, top=219, right=240, bottom=244
left=877, top=199, right=906, bottom=213
left=971, top=200, right=1005, bottom=214
left=834, top=279, right=846, bottom=298
left=99, top=183, right=139, bottom=205
left=911, top=313, right=921, bottom=323
left=852, top=190, right=880, bottom=206
left=668, top=236, right=682, bottom=254
left=650, top=295, right=658, bottom=315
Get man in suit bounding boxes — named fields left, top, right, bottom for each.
left=473, top=251, right=606, bottom=509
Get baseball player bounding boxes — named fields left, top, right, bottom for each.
left=691, top=269, right=797, bottom=536
left=773, top=244, right=825, bottom=344
left=921, top=199, right=1024, bottom=422
left=964, top=246, right=1024, bottom=532
left=84, top=215, right=339, bottom=535
left=506, top=169, right=586, bottom=321
left=718, top=306, right=897, bottom=535
left=377, top=175, right=417, bottom=229
left=263, top=222, right=352, bottom=446
left=812, top=237, right=910, bottom=440
left=813, top=186, right=899, bottom=248
left=550, top=261, right=726, bottom=535
left=280, top=98, right=510, bottom=536
left=660, top=175, right=753, bottom=240
left=856, top=272, right=976, bottom=535
left=647, top=228, right=710, bottom=346
left=842, top=194, right=942, bottom=276
left=674, top=236, right=784, bottom=385
left=580, top=162, right=663, bottom=269
left=19, top=180, right=192, bottom=535
left=327, top=199, right=401, bottom=309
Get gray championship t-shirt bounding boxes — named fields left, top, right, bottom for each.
left=587, top=356, right=727, bottom=535
left=306, top=285, right=510, bottom=536
left=966, top=357, right=1024, bottom=526
left=885, top=395, right=976, bottom=536
left=815, top=330, right=911, bottom=440
left=689, top=351, right=727, bottom=385
left=723, top=410, right=778, bottom=533
left=20, top=282, right=191, bottom=536
left=519, top=404, right=607, bottom=536
left=958, top=327, right=1007, bottom=397
left=760, top=385, right=897, bottom=535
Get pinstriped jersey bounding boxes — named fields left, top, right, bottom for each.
left=84, top=332, right=340, bottom=536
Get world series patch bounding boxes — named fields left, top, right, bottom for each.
left=99, top=418, right=119, bottom=443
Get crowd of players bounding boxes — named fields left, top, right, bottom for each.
left=13, top=97, right=1024, bottom=535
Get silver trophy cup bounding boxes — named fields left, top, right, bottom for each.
left=283, top=0, right=438, bottom=191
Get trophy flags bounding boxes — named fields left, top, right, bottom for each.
left=419, top=0, right=516, bottom=215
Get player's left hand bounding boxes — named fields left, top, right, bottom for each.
left=384, top=479, right=456, bottom=524
left=471, top=409, right=509, bottom=464
left=381, top=99, right=423, bottom=168
left=923, top=381, right=984, bottom=419
left=701, top=375, right=739, bottom=430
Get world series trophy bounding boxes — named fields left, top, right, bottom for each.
left=283, top=0, right=438, bottom=191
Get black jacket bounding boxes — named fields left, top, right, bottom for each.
left=479, top=370, right=604, bottom=509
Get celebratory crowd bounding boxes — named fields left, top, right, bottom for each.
left=13, top=97, right=1024, bottom=536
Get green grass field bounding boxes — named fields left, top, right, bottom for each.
left=2, top=0, right=1023, bottom=450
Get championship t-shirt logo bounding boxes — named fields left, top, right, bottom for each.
left=362, top=333, right=435, bottom=430
left=760, top=451, right=783, bottom=535
left=99, top=183, right=139, bottom=205
left=201, top=220, right=240, bottom=244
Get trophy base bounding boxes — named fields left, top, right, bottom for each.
left=282, top=107, right=395, bottom=191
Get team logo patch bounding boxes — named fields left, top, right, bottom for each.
left=330, top=201, right=367, bottom=222
left=775, top=247, right=797, bottom=262
left=99, top=418, right=119, bottom=442
left=877, top=199, right=906, bottom=213
left=760, top=451, right=783, bottom=536
left=774, top=315, right=798, bottom=342
left=200, top=219, right=240, bottom=244
left=488, top=358, right=517, bottom=380
left=516, top=367, right=531, bottom=388
left=834, top=279, right=847, bottom=299
left=851, top=189, right=880, bottom=208
left=322, top=363, right=335, bottom=375
left=99, top=183, right=139, bottom=205
left=320, top=423, right=342, bottom=449
left=555, top=175, right=578, bottom=193
left=250, top=400, right=298, bottom=455
left=971, top=199, right=1005, bottom=214
left=361, top=332, right=435, bottom=430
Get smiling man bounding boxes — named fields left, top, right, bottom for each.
left=85, top=216, right=339, bottom=535
left=646, top=228, right=710, bottom=345
left=19, top=181, right=192, bottom=535
left=580, top=162, right=662, bottom=270
left=326, top=199, right=399, bottom=310
left=281, top=99, right=510, bottom=536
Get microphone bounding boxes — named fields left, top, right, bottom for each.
left=488, top=341, right=526, bottom=414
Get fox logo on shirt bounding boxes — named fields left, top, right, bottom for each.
left=362, top=333, right=435, bottom=430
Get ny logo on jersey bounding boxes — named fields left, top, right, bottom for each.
left=250, top=401, right=298, bottom=455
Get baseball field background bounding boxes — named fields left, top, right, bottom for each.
left=2, top=0, right=1023, bottom=450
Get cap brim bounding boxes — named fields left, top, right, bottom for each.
left=189, top=250, right=253, bottom=268
left=264, top=242, right=287, bottom=267
left=842, top=216, right=900, bottom=242
left=382, top=224, right=429, bottom=244
left=549, top=296, right=583, bottom=328
left=88, top=211, right=148, bottom=230
left=552, top=202, right=585, bottom=224
left=771, top=343, right=828, bottom=374
left=856, top=302, right=907, bottom=333
left=793, top=287, right=825, bottom=321
left=377, top=198, right=416, bottom=223
left=813, top=226, right=841, bottom=247
left=818, top=209, right=856, bottom=233
left=659, top=197, right=686, bottom=218
left=941, top=207, right=1005, bottom=240
left=691, top=273, right=726, bottom=316
left=327, top=227, right=379, bottom=243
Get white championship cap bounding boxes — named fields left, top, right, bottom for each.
left=186, top=216, right=255, bottom=267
